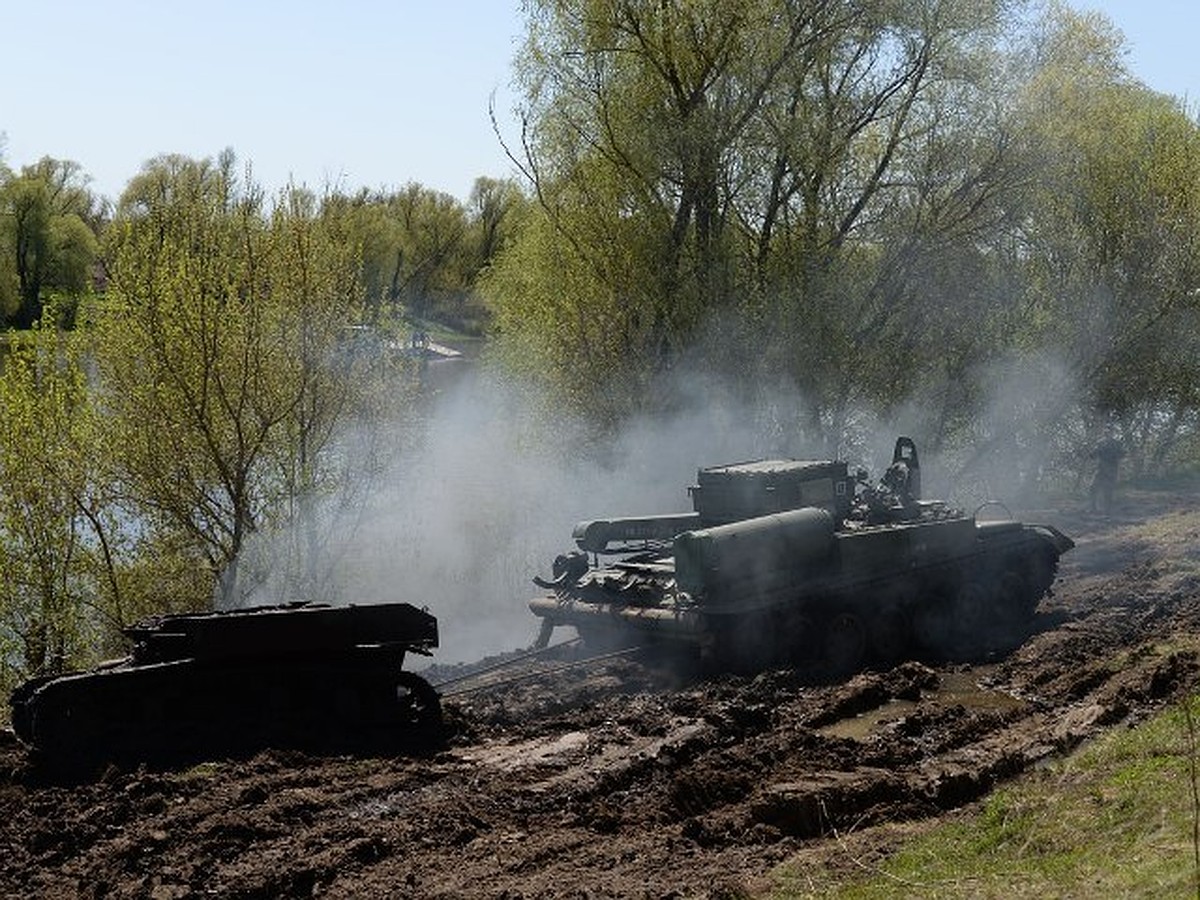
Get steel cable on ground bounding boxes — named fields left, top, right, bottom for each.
left=428, top=637, right=582, bottom=690
left=438, top=644, right=644, bottom=698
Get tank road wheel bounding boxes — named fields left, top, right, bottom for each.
left=721, top=610, right=797, bottom=671
left=7, top=677, right=48, bottom=746
left=395, top=672, right=443, bottom=730
left=823, top=612, right=867, bottom=677
left=912, top=588, right=955, bottom=660
left=951, top=580, right=993, bottom=660
left=996, top=569, right=1031, bottom=616
left=788, top=615, right=819, bottom=665
left=1027, top=550, right=1059, bottom=599
left=333, top=685, right=366, bottom=728
left=868, top=603, right=912, bottom=669
left=989, top=569, right=1035, bottom=652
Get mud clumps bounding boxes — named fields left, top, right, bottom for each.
left=751, top=768, right=907, bottom=838
left=4, top=491, right=1200, bottom=897
left=802, top=662, right=938, bottom=729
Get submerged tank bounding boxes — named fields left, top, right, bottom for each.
left=530, top=438, right=1074, bottom=671
left=8, top=601, right=441, bottom=764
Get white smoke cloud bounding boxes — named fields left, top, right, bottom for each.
left=235, top=337, right=1094, bottom=666
left=238, top=359, right=826, bottom=664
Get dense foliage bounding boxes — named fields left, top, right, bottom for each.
left=486, top=1, right=1200, bottom=476
left=0, top=157, right=103, bottom=328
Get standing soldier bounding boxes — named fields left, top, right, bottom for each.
left=1088, top=434, right=1124, bottom=514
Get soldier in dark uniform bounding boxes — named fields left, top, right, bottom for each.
left=1088, top=435, right=1124, bottom=514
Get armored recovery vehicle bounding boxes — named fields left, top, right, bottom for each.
left=530, top=438, right=1074, bottom=672
left=9, top=601, right=441, bottom=764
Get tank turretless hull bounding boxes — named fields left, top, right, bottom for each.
left=9, top=601, right=441, bottom=763
left=531, top=438, right=1074, bottom=672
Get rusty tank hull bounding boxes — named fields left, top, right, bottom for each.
left=530, top=438, right=1074, bottom=672
left=9, top=601, right=441, bottom=764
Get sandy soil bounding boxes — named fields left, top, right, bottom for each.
left=3, top=487, right=1199, bottom=899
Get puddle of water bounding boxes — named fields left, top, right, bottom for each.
left=937, top=671, right=1025, bottom=713
left=819, top=698, right=918, bottom=740
left=818, top=669, right=1025, bottom=741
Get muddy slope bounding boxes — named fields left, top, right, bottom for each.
left=2, top=489, right=1199, bottom=899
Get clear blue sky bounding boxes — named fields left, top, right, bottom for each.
left=0, top=1, right=525, bottom=203
left=0, top=1, right=1196, bottom=205
left=1072, top=1, right=1199, bottom=101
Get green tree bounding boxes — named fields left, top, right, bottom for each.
left=0, top=322, right=120, bottom=686
left=746, top=0, right=1024, bottom=446
left=0, top=157, right=101, bottom=328
left=325, top=183, right=474, bottom=327
left=468, top=176, right=528, bottom=271
left=488, top=0, right=1024, bottom=442
left=1009, top=5, right=1200, bottom=476
left=100, top=154, right=397, bottom=606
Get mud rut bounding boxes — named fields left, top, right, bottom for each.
left=3, top=491, right=1200, bottom=899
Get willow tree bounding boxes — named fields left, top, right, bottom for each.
left=0, top=157, right=101, bottom=328
left=99, top=155, right=400, bottom=606
left=323, top=183, right=479, bottom=328
left=488, top=0, right=1028, bottom=445
left=0, top=324, right=118, bottom=686
left=493, top=0, right=808, bottom=414
left=732, top=0, right=1028, bottom=449
left=1008, top=6, right=1200, bottom=476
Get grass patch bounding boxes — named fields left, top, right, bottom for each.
left=769, top=695, right=1200, bottom=899
left=174, top=760, right=224, bottom=783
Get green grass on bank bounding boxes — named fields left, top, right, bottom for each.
left=770, top=696, right=1200, bottom=899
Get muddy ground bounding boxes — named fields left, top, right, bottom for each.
left=3, top=487, right=1200, bottom=899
